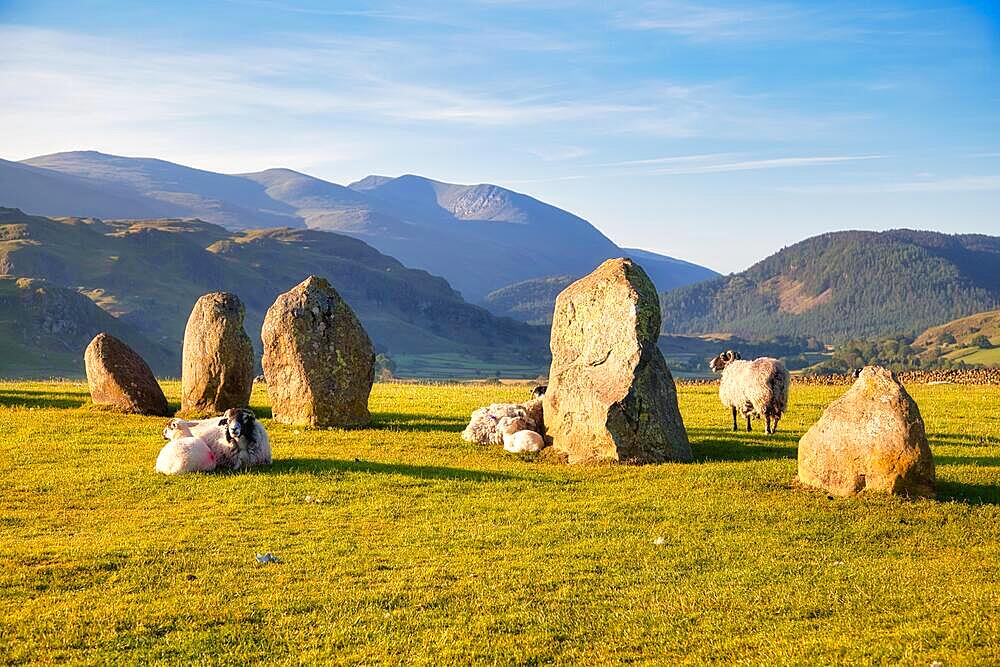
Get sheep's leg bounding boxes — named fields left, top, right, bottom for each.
left=772, top=416, right=780, bottom=434
left=731, top=406, right=738, bottom=431
left=745, top=415, right=752, bottom=432
left=765, top=415, right=772, bottom=434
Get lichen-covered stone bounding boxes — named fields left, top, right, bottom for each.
left=180, top=292, right=254, bottom=415
left=261, top=276, right=374, bottom=427
left=84, top=332, right=168, bottom=415
left=797, top=366, right=935, bottom=497
left=542, top=258, right=690, bottom=464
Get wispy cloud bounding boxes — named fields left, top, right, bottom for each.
left=780, top=175, right=1000, bottom=194
left=648, top=154, right=885, bottom=175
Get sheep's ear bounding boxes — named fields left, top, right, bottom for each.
left=218, top=418, right=228, bottom=427
left=724, top=350, right=735, bottom=361
left=733, top=351, right=742, bottom=360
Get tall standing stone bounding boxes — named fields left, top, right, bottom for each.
left=543, top=258, right=691, bottom=464
left=798, top=366, right=935, bottom=497
left=180, top=292, right=254, bottom=415
left=84, top=332, right=169, bottom=416
left=261, top=276, right=374, bottom=427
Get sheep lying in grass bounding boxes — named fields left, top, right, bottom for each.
left=162, top=408, right=271, bottom=470
left=709, top=350, right=790, bottom=434
left=155, top=423, right=217, bottom=474
left=462, top=395, right=545, bottom=450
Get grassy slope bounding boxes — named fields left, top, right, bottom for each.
left=1, top=381, right=998, bottom=664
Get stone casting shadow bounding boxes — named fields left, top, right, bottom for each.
left=936, top=480, right=1000, bottom=506
left=257, top=457, right=524, bottom=482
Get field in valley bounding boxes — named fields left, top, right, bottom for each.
left=1, top=380, right=998, bottom=664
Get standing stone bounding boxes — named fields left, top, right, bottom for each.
left=262, top=276, right=374, bottom=427
left=798, top=366, right=935, bottom=497
left=543, top=258, right=691, bottom=464
left=180, top=292, right=254, bottom=415
left=84, top=332, right=169, bottom=416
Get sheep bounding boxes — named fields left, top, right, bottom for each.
left=503, top=429, right=545, bottom=454
left=461, top=396, right=544, bottom=447
left=155, top=423, right=217, bottom=474
left=709, top=350, right=790, bottom=434
left=162, top=408, right=271, bottom=470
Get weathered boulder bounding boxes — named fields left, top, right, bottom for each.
left=542, top=258, right=691, bottom=464
left=797, top=366, right=935, bottom=497
left=180, top=292, right=254, bottom=415
left=261, top=276, right=374, bottom=427
left=84, top=332, right=169, bottom=415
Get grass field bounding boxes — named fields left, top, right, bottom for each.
left=1, top=380, right=999, bottom=664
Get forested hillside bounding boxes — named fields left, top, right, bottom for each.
left=661, top=230, right=1000, bottom=342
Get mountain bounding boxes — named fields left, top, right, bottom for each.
left=0, top=276, right=176, bottom=378
left=482, top=275, right=575, bottom=325
left=0, top=208, right=548, bottom=378
left=9, top=151, right=716, bottom=300
left=482, top=250, right=718, bottom=324
left=660, top=230, right=1000, bottom=342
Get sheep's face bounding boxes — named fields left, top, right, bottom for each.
left=163, top=418, right=193, bottom=440
left=221, top=408, right=256, bottom=444
left=709, top=350, right=741, bottom=373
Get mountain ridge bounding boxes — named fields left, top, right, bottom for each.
left=4, top=150, right=718, bottom=300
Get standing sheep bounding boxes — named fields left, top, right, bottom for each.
left=709, top=350, right=790, bottom=434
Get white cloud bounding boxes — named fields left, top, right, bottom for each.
left=780, top=175, right=1000, bottom=194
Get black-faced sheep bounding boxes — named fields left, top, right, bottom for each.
left=709, top=350, right=790, bottom=434
left=163, top=408, right=271, bottom=470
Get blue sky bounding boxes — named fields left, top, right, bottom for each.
left=0, top=0, right=997, bottom=273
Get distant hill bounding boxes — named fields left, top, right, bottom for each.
left=482, top=276, right=575, bottom=325
left=0, top=208, right=548, bottom=378
left=482, top=250, right=718, bottom=325
left=661, top=229, right=1000, bottom=342
left=7, top=151, right=716, bottom=300
left=0, top=277, right=175, bottom=377
left=914, top=308, right=1000, bottom=348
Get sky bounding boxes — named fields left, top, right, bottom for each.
left=0, top=0, right=997, bottom=273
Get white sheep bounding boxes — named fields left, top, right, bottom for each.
left=503, top=429, right=545, bottom=454
left=709, top=350, right=790, bottom=434
left=461, top=397, right=544, bottom=447
left=155, top=423, right=217, bottom=474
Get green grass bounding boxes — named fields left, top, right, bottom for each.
left=392, top=352, right=547, bottom=380
left=944, top=345, right=1000, bottom=366
left=1, top=381, right=999, bottom=664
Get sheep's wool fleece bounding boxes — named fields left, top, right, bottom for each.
left=181, top=292, right=254, bottom=416
left=543, top=258, right=690, bottom=464
left=462, top=403, right=537, bottom=446
left=718, top=358, right=788, bottom=417
left=84, top=333, right=168, bottom=416
left=797, top=366, right=935, bottom=497
left=262, top=276, right=374, bottom=427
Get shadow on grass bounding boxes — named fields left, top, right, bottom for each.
left=936, top=480, right=1000, bottom=505
left=687, top=427, right=799, bottom=462
left=934, top=455, right=1000, bottom=467
left=255, top=457, right=522, bottom=482
left=370, top=411, right=467, bottom=433
left=0, top=388, right=87, bottom=409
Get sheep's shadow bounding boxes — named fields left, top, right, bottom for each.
left=250, top=457, right=524, bottom=482
left=0, top=388, right=87, bottom=409
left=687, top=427, right=799, bottom=462
left=936, top=481, right=1000, bottom=506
